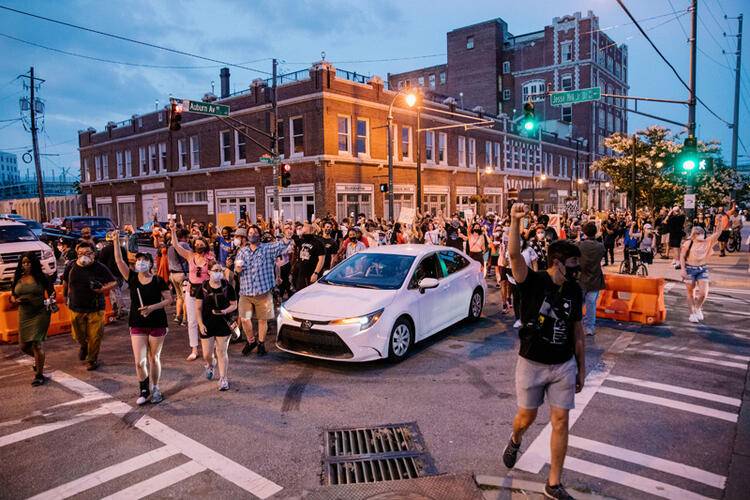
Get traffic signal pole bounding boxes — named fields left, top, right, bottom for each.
left=729, top=14, right=743, bottom=171
left=686, top=0, right=697, bottom=220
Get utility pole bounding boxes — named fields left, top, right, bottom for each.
left=631, top=134, right=637, bottom=216
left=728, top=14, right=743, bottom=171
left=416, top=107, right=422, bottom=211
left=685, top=0, right=698, bottom=220
left=271, top=58, right=280, bottom=222
left=21, top=67, right=48, bottom=222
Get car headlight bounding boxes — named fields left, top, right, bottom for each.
left=331, top=309, right=384, bottom=331
left=42, top=247, right=54, bottom=260
left=278, top=305, right=294, bottom=322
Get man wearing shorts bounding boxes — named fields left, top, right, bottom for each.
left=234, top=224, right=293, bottom=356
left=502, top=203, right=586, bottom=500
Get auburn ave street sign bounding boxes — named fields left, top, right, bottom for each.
left=182, top=99, right=230, bottom=117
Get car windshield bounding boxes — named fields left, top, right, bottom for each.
left=320, top=253, right=415, bottom=290
left=71, top=219, right=115, bottom=231
left=0, top=225, right=37, bottom=243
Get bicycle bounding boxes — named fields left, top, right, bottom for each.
left=619, top=248, right=649, bottom=276
left=726, top=228, right=742, bottom=253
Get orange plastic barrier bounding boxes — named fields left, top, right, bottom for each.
left=596, top=274, right=667, bottom=325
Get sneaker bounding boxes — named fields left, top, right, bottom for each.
left=513, top=319, right=522, bottom=328
left=502, top=436, right=521, bottom=468
left=186, top=351, right=198, bottom=361
left=219, top=377, right=229, bottom=391
left=544, top=481, right=575, bottom=499
left=257, top=343, right=267, bottom=356
left=86, top=361, right=99, bottom=371
left=205, top=360, right=215, bottom=380
left=688, top=313, right=699, bottom=323
left=31, top=374, right=46, bottom=387
left=585, top=329, right=595, bottom=336
left=136, top=389, right=150, bottom=405
left=173, top=315, right=182, bottom=324
left=696, top=309, right=704, bottom=321
left=242, top=340, right=258, bottom=356
left=150, top=387, right=163, bottom=404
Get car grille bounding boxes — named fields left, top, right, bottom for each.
left=2, top=250, right=42, bottom=264
left=278, top=325, right=354, bottom=359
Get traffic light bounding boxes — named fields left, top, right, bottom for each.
left=677, top=137, right=699, bottom=175
left=280, top=163, right=291, bottom=188
left=379, top=183, right=388, bottom=193
left=518, top=100, right=538, bottom=136
left=168, top=101, right=182, bottom=131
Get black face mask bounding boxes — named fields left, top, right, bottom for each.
left=564, top=264, right=581, bottom=281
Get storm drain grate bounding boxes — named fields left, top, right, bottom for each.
left=322, top=422, right=437, bottom=485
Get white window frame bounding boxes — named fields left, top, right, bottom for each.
left=438, top=132, right=447, bottom=165
left=401, top=126, right=413, bottom=161
left=355, top=117, right=370, bottom=158
left=503, top=89, right=511, bottom=101
left=220, top=130, right=231, bottom=165
left=494, top=142, right=501, bottom=169
left=235, top=129, right=247, bottom=164
left=439, top=71, right=446, bottom=85
left=466, top=36, right=474, bottom=49
left=95, top=155, right=100, bottom=180
left=561, top=74, right=573, bottom=91
left=502, top=61, right=511, bottom=74
left=562, top=105, right=572, bottom=123
left=175, top=190, right=209, bottom=206
left=338, top=115, right=351, bottom=155
left=429, top=74, right=436, bottom=89
left=84, top=158, right=90, bottom=182
left=560, top=41, right=573, bottom=62
left=418, top=76, right=425, bottom=87
left=522, top=79, right=546, bottom=103
left=148, top=144, right=157, bottom=174
left=116, top=151, right=123, bottom=178
left=290, top=116, right=304, bottom=158
left=468, top=138, right=476, bottom=167
left=457, top=136, right=466, bottom=167
left=190, top=135, right=200, bottom=168
left=101, top=154, right=108, bottom=180
left=178, top=138, right=188, bottom=170
left=125, top=150, right=132, bottom=177
left=139, top=146, right=147, bottom=175
left=425, top=131, right=435, bottom=164
left=485, top=141, right=492, bottom=168
left=158, top=143, right=167, bottom=173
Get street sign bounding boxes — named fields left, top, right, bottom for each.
left=182, top=99, right=230, bottom=117
left=260, top=155, right=274, bottom=164
left=684, top=193, right=696, bottom=209
left=550, top=87, right=601, bottom=107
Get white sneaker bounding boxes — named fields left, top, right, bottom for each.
left=136, top=391, right=149, bottom=405
left=696, top=309, right=704, bottom=321
left=219, top=377, right=229, bottom=391
left=688, top=313, right=699, bottom=323
left=513, top=319, right=522, bottom=328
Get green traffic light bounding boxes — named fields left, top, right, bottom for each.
left=524, top=121, right=535, bottom=131
left=682, top=159, right=696, bottom=171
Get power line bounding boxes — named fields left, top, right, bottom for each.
left=667, top=0, right=690, bottom=38
left=578, top=9, right=688, bottom=37
left=0, top=5, right=272, bottom=75
left=283, top=53, right=447, bottom=65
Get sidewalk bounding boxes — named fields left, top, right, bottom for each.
left=603, top=246, right=749, bottom=288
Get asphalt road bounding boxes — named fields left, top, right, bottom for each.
left=1, top=259, right=748, bottom=499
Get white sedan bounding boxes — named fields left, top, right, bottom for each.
left=276, top=245, right=486, bottom=362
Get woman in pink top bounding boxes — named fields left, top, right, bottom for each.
left=169, top=221, right=215, bottom=360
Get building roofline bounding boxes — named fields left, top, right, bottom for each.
left=447, top=17, right=506, bottom=33
left=388, top=63, right=448, bottom=79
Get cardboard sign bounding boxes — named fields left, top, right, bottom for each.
left=398, top=207, right=416, bottom=224
left=216, top=212, right=236, bottom=229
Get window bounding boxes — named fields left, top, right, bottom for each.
left=148, top=144, right=157, bottom=173
left=137, top=116, right=143, bottom=128
left=562, top=105, right=572, bottom=123
left=522, top=80, right=546, bottom=102
left=383, top=192, right=413, bottom=222
left=336, top=192, right=372, bottom=219
left=409, top=254, right=442, bottom=288
left=418, top=76, right=425, bottom=87
left=158, top=143, right=166, bottom=172
left=439, top=71, right=446, bottom=85
left=438, top=132, right=447, bottom=164
left=429, top=74, right=436, bottom=89
left=158, top=111, right=163, bottom=123
left=502, top=61, right=511, bottom=74
left=439, top=250, right=469, bottom=275
left=598, top=107, right=606, bottom=129
left=397, top=80, right=404, bottom=89
left=561, top=74, right=573, bottom=91
left=401, top=126, right=412, bottom=160
left=178, top=138, right=188, bottom=170
left=291, top=116, right=304, bottom=156
left=220, top=130, right=231, bottom=164
left=356, top=118, right=369, bottom=156
left=277, top=119, right=285, bottom=158
left=560, top=41, right=572, bottom=62
left=425, top=131, right=434, bottom=163
left=466, top=36, right=474, bottom=49
left=338, top=116, right=351, bottom=154
left=175, top=190, right=208, bottom=205
left=125, top=150, right=132, bottom=177
left=116, top=151, right=123, bottom=178
left=234, top=129, right=246, bottom=163
left=485, top=141, right=492, bottom=167
left=84, top=158, right=90, bottom=182
left=190, top=136, right=200, bottom=168
left=458, top=136, right=466, bottom=167
left=422, top=193, right=447, bottom=216
left=468, top=138, right=476, bottom=167
left=139, top=146, right=147, bottom=175
left=494, top=142, right=501, bottom=168
left=607, top=111, right=614, bottom=131
left=503, top=89, right=511, bottom=101
left=101, top=154, right=108, bottom=179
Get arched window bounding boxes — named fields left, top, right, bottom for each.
left=521, top=79, right=546, bottom=103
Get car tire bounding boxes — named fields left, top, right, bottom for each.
left=467, top=288, right=484, bottom=321
left=387, top=318, right=414, bottom=362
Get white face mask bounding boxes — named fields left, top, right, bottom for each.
left=77, top=255, right=92, bottom=266
left=135, top=260, right=150, bottom=273
left=210, top=271, right=223, bottom=281
left=233, top=237, right=242, bottom=247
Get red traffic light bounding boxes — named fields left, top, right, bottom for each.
left=283, top=163, right=291, bottom=173
left=169, top=101, right=182, bottom=131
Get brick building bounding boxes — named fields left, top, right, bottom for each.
left=79, top=62, right=601, bottom=227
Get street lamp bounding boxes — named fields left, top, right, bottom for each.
left=387, top=89, right=417, bottom=221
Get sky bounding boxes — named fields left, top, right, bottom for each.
left=0, top=0, right=748, bottom=180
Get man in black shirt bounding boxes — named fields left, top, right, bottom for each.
left=444, top=214, right=467, bottom=251
left=292, top=223, right=325, bottom=291
left=62, top=241, right=117, bottom=370
left=319, top=220, right=339, bottom=271
left=501, top=203, right=585, bottom=500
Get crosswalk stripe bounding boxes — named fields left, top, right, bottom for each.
left=27, top=446, right=180, bottom=500
left=100, top=460, right=206, bottom=500
left=568, top=436, right=726, bottom=489
left=0, top=406, right=110, bottom=448
left=626, top=347, right=748, bottom=369
left=606, top=375, right=741, bottom=407
left=632, top=343, right=750, bottom=362
left=598, top=387, right=738, bottom=422
left=564, top=456, right=715, bottom=500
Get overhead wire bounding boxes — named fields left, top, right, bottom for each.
left=0, top=5, right=272, bottom=74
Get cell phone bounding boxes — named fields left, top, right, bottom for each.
left=213, top=309, right=223, bottom=315
left=521, top=218, right=529, bottom=229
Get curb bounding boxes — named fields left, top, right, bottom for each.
left=475, top=474, right=614, bottom=500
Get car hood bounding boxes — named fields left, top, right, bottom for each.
left=284, top=282, right=399, bottom=319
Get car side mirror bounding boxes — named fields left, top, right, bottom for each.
left=418, top=277, right=439, bottom=293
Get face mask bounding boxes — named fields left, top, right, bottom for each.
left=564, top=264, right=581, bottom=281
left=233, top=238, right=242, bottom=247
left=296, top=229, right=303, bottom=237
left=210, top=271, right=223, bottom=281
left=77, top=256, right=92, bottom=266
left=248, top=234, right=260, bottom=244
left=536, top=232, right=544, bottom=239
left=195, top=245, right=207, bottom=254
left=135, top=260, right=150, bottom=273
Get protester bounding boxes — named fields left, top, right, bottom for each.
left=113, top=233, right=171, bottom=405
left=319, top=220, right=339, bottom=271
left=167, top=228, right=190, bottom=326
left=11, top=252, right=55, bottom=386
left=291, top=222, right=325, bottom=291
left=665, top=206, right=686, bottom=267
left=503, top=203, right=585, bottom=500
left=62, top=241, right=117, bottom=371
left=576, top=222, right=606, bottom=336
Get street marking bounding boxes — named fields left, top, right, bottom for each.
left=564, top=456, right=714, bottom=500
left=475, top=475, right=608, bottom=500
left=568, top=436, right=726, bottom=489
left=0, top=405, right=114, bottom=448
left=14, top=362, right=284, bottom=499
left=48, top=394, right=112, bottom=408
left=0, top=369, right=28, bottom=380
left=632, top=343, right=750, bottom=362
left=28, top=445, right=180, bottom=500
left=598, top=387, right=737, bottom=422
left=515, top=332, right=636, bottom=474
left=606, top=375, right=741, bottom=407
left=626, top=347, right=747, bottom=369
left=100, top=460, right=206, bottom=500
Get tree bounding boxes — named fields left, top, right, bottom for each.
left=592, top=126, right=682, bottom=211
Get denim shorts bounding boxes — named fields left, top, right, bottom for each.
left=684, top=265, right=709, bottom=282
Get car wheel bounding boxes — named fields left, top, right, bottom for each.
left=387, top=318, right=413, bottom=362
left=468, top=288, right=483, bottom=321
